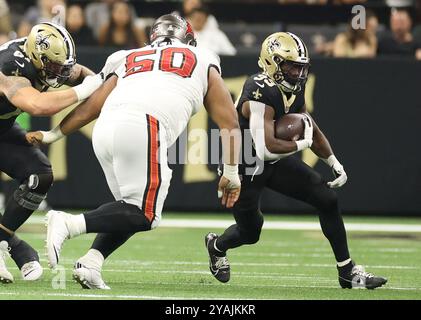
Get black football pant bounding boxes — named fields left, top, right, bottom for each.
left=0, top=124, right=53, bottom=265
left=216, top=156, right=351, bottom=263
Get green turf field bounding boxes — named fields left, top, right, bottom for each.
left=2, top=212, right=421, bottom=300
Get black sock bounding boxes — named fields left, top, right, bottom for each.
left=84, top=201, right=152, bottom=234
left=0, top=199, right=33, bottom=241
left=216, top=224, right=246, bottom=252
left=91, top=233, right=134, bottom=259
left=8, top=235, right=39, bottom=269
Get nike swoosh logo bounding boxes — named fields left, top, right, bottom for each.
left=23, top=269, right=36, bottom=277
left=15, top=60, right=24, bottom=68
left=255, top=82, right=264, bottom=88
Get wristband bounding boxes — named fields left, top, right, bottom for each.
left=40, top=126, right=64, bottom=144
left=72, top=74, right=103, bottom=101
left=295, top=139, right=311, bottom=152
left=322, top=155, right=338, bottom=167
left=223, top=164, right=238, bottom=181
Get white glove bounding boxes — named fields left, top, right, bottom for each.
left=72, top=74, right=103, bottom=101
left=323, top=155, right=348, bottom=188
left=295, top=114, right=313, bottom=151
left=218, top=164, right=241, bottom=198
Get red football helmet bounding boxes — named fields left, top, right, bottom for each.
left=150, top=14, right=197, bottom=46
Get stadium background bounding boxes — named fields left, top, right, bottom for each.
left=1, top=0, right=420, bottom=216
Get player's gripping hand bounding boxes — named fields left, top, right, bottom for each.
left=26, top=126, right=64, bottom=146
left=324, top=155, right=348, bottom=188
left=295, top=114, right=313, bottom=151
left=218, top=164, right=241, bottom=208
left=26, top=131, right=44, bottom=146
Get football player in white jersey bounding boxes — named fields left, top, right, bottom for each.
left=26, top=14, right=241, bottom=289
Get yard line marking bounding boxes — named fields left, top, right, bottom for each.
left=52, top=258, right=419, bottom=270
left=26, top=216, right=421, bottom=233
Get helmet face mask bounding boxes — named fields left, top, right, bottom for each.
left=25, top=22, right=76, bottom=88
left=259, top=32, right=310, bottom=94
left=41, top=56, right=74, bottom=88
left=150, top=14, right=197, bottom=47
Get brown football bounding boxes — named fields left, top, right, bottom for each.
left=275, top=113, right=305, bottom=141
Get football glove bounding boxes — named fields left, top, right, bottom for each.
left=295, top=114, right=313, bottom=151
left=323, top=155, right=348, bottom=188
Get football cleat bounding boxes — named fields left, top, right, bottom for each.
left=205, top=233, right=230, bottom=283
left=46, top=210, right=72, bottom=269
left=73, top=262, right=110, bottom=290
left=21, top=261, right=43, bottom=281
left=338, top=261, right=387, bottom=289
left=0, top=241, right=13, bottom=283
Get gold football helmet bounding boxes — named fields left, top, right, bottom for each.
left=258, top=32, right=310, bottom=94
left=24, top=22, right=76, bottom=88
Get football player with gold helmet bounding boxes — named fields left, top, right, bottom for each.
left=0, top=22, right=98, bottom=283
left=205, top=32, right=387, bottom=289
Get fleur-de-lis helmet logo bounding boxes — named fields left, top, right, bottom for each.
left=35, top=33, right=52, bottom=51
left=267, top=38, right=281, bottom=54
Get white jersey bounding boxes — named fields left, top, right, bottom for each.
left=99, top=41, right=221, bottom=145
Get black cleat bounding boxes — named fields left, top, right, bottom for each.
left=205, top=233, right=230, bottom=283
left=338, top=261, right=388, bottom=289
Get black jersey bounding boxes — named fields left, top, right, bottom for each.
left=236, top=72, right=305, bottom=129
left=236, top=73, right=306, bottom=172
left=0, top=38, right=40, bottom=134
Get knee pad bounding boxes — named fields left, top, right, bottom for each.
left=14, top=173, right=53, bottom=210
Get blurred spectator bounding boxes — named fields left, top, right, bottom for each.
left=66, top=4, right=96, bottom=46
left=0, top=0, right=12, bottom=36
left=85, top=0, right=131, bottom=39
left=187, top=6, right=236, bottom=56
left=98, top=1, right=147, bottom=48
left=0, top=33, right=9, bottom=46
left=175, top=0, right=219, bottom=31
left=278, top=0, right=328, bottom=3
left=332, top=11, right=378, bottom=58
left=18, top=0, right=66, bottom=38
left=377, top=8, right=421, bottom=59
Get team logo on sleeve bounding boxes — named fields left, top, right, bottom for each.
left=252, top=88, right=262, bottom=100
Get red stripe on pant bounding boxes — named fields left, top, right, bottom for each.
left=144, top=115, right=160, bottom=222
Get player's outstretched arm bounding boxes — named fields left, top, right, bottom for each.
left=304, top=111, right=347, bottom=188
left=204, top=67, right=241, bottom=208
left=0, top=72, right=103, bottom=116
left=26, top=75, right=117, bottom=145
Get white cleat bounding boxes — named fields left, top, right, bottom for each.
left=46, top=210, right=72, bottom=269
left=0, top=241, right=13, bottom=283
left=21, top=261, right=43, bottom=281
left=73, top=262, right=110, bottom=290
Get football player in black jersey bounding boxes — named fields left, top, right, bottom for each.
left=205, top=32, right=387, bottom=289
left=0, top=22, right=97, bottom=283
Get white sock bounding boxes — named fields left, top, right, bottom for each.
left=78, top=249, right=104, bottom=271
left=337, top=258, right=352, bottom=267
left=68, top=214, right=87, bottom=238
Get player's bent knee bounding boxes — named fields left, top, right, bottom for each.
left=14, top=172, right=54, bottom=210
left=311, top=186, right=339, bottom=215
left=120, top=202, right=153, bottom=232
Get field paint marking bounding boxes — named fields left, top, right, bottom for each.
left=0, top=291, right=242, bottom=300
left=26, top=216, right=421, bottom=233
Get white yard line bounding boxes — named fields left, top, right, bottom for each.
left=26, top=216, right=421, bottom=233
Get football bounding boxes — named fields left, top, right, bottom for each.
left=275, top=113, right=306, bottom=141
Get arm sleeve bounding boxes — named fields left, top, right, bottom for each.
left=249, top=101, right=292, bottom=161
